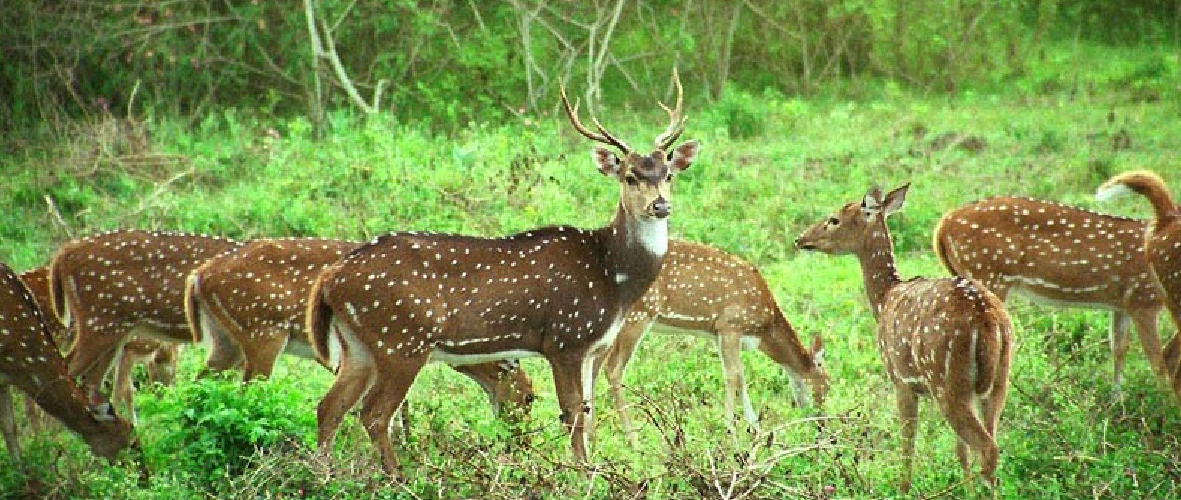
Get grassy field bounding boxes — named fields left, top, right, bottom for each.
left=2, top=45, right=1181, bottom=499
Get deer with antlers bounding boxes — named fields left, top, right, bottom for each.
left=933, top=195, right=1165, bottom=391
left=18, top=266, right=178, bottom=428
left=50, top=230, right=244, bottom=405
left=1097, top=170, right=1181, bottom=401
left=1, top=262, right=136, bottom=463
left=185, top=237, right=535, bottom=419
left=307, top=72, right=698, bottom=474
left=796, top=184, right=1013, bottom=493
left=596, top=239, right=828, bottom=443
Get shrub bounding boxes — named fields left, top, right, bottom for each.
left=137, top=373, right=316, bottom=488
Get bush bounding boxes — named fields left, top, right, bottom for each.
left=138, top=374, right=316, bottom=487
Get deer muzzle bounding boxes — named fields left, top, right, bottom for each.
left=648, top=197, right=671, bottom=218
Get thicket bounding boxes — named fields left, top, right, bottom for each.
left=2, top=0, right=1179, bottom=136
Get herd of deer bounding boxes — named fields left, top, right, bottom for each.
left=1, top=73, right=1179, bottom=494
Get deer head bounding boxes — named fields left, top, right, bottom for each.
left=560, top=70, right=699, bottom=233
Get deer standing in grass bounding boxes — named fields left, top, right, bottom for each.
left=1097, top=170, right=1181, bottom=401
left=595, top=239, right=828, bottom=443
left=185, top=237, right=535, bottom=419
left=50, top=230, right=244, bottom=406
left=307, top=72, right=698, bottom=474
left=19, top=266, right=178, bottom=428
left=933, top=196, right=1165, bottom=391
left=1, top=262, right=135, bottom=463
left=796, top=184, right=1013, bottom=494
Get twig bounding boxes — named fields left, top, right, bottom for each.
left=44, top=195, right=75, bottom=239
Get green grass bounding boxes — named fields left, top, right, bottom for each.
left=2, top=46, right=1181, bottom=498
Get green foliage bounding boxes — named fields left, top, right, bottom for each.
left=3, top=43, right=1181, bottom=498
left=137, top=373, right=316, bottom=487
left=4, top=1, right=1178, bottom=135
left=701, top=86, right=767, bottom=139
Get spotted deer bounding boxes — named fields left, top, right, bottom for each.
left=1, top=262, right=135, bottom=463
left=185, top=237, right=535, bottom=419
left=49, top=230, right=244, bottom=404
left=18, top=266, right=178, bottom=428
left=796, top=184, right=1013, bottom=493
left=933, top=196, right=1165, bottom=391
left=307, top=72, right=699, bottom=474
left=595, top=239, right=828, bottom=443
left=1096, top=170, right=1181, bottom=401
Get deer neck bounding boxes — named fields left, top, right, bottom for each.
left=855, top=224, right=902, bottom=319
left=599, top=204, right=668, bottom=308
left=762, top=311, right=816, bottom=374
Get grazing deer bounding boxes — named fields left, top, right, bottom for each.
left=307, top=72, right=699, bottom=474
left=595, top=239, right=828, bottom=443
left=933, top=196, right=1165, bottom=391
left=1096, top=170, right=1181, bottom=401
left=50, top=230, right=244, bottom=404
left=19, top=266, right=179, bottom=428
left=185, top=237, right=535, bottom=419
left=1, top=262, right=135, bottom=463
left=796, top=184, right=1013, bottom=493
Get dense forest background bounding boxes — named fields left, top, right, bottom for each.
left=2, top=0, right=1178, bottom=134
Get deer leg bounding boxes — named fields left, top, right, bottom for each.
left=1129, top=308, right=1165, bottom=380
left=22, top=392, right=45, bottom=433
left=316, top=357, right=375, bottom=452
left=1164, top=334, right=1181, bottom=402
left=550, top=353, right=593, bottom=462
left=895, top=387, right=919, bottom=494
left=65, top=326, right=126, bottom=401
left=0, top=385, right=19, bottom=463
left=597, top=318, right=651, bottom=445
left=939, top=391, right=999, bottom=490
left=1109, top=311, right=1133, bottom=393
left=717, top=327, right=756, bottom=433
left=242, top=330, right=290, bottom=382
left=359, top=371, right=420, bottom=476
left=110, top=348, right=139, bottom=427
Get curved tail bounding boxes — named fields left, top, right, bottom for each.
left=48, top=255, right=72, bottom=329
left=183, top=271, right=205, bottom=344
left=931, top=214, right=960, bottom=276
left=972, top=290, right=1013, bottom=396
left=307, top=273, right=336, bottom=369
left=1096, top=170, right=1178, bottom=224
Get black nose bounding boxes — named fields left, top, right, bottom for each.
left=650, top=198, right=671, bottom=218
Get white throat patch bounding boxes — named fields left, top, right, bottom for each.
left=635, top=217, right=669, bottom=256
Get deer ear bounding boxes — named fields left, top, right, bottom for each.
left=89, top=402, right=118, bottom=422
left=668, top=140, right=700, bottom=173
left=861, top=188, right=882, bottom=220
left=593, top=147, right=621, bottom=177
left=862, top=186, right=883, bottom=209
left=882, top=183, right=910, bottom=215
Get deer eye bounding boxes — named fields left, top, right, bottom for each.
left=827, top=217, right=840, bottom=227
left=625, top=175, right=639, bottom=186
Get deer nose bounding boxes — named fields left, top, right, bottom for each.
left=649, top=197, right=671, bottom=218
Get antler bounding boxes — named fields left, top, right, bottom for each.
left=654, top=68, right=687, bottom=152
left=559, top=84, right=632, bottom=155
